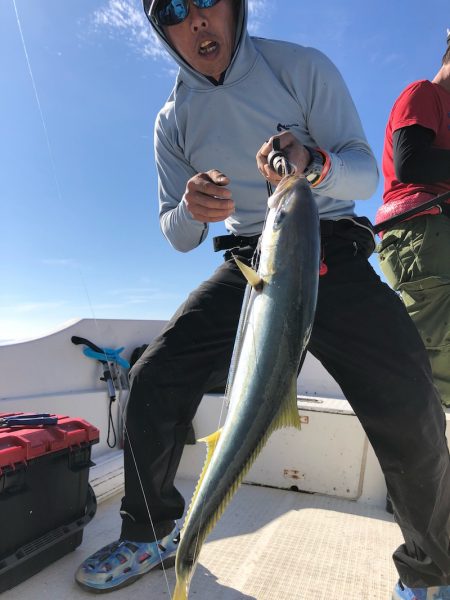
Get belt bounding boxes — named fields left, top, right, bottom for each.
left=213, top=217, right=375, bottom=252
left=213, top=234, right=260, bottom=252
left=320, top=217, right=374, bottom=237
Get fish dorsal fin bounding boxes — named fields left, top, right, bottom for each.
left=181, top=429, right=222, bottom=530
left=233, top=257, right=264, bottom=290
left=197, top=429, right=221, bottom=464
left=195, top=429, right=222, bottom=498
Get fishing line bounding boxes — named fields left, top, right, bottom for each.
left=218, top=177, right=274, bottom=424
left=189, top=182, right=276, bottom=582
left=12, top=0, right=63, bottom=203
left=11, top=2, right=174, bottom=595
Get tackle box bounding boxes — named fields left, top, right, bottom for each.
left=0, top=413, right=99, bottom=592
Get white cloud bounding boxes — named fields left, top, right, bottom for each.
left=247, top=0, right=270, bottom=34
left=106, top=287, right=181, bottom=304
left=41, top=258, right=80, bottom=268
left=92, top=0, right=270, bottom=59
left=92, top=0, right=170, bottom=61
left=0, top=318, right=79, bottom=345
left=1, top=301, right=67, bottom=314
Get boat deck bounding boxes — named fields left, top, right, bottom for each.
left=3, top=477, right=402, bottom=600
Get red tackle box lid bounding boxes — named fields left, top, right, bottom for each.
left=0, top=413, right=100, bottom=472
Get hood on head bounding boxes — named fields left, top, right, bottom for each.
left=143, top=0, right=247, bottom=83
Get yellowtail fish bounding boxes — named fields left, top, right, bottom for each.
left=172, top=177, right=320, bottom=599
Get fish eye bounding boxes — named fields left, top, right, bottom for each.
left=273, top=194, right=293, bottom=230
left=273, top=207, right=287, bottom=230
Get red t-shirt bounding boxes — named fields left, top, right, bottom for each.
left=382, top=79, right=450, bottom=204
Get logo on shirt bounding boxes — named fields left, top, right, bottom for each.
left=277, top=123, right=299, bottom=132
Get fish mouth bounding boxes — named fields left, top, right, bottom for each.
left=198, top=40, right=219, bottom=56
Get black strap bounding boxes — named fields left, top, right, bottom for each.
left=374, top=189, right=450, bottom=234
left=320, top=217, right=374, bottom=237
left=214, top=219, right=373, bottom=251
left=320, top=217, right=376, bottom=257
left=319, top=220, right=335, bottom=237
left=213, top=234, right=261, bottom=252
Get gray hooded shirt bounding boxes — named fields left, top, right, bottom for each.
left=151, top=0, right=378, bottom=252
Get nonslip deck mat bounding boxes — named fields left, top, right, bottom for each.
left=3, top=478, right=402, bottom=600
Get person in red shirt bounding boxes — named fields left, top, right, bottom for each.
left=377, top=30, right=450, bottom=412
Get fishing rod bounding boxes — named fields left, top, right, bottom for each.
left=72, top=336, right=118, bottom=400
left=267, top=137, right=294, bottom=177
left=267, top=136, right=450, bottom=237
left=71, top=336, right=130, bottom=448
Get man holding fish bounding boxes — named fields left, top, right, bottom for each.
left=75, top=2, right=450, bottom=599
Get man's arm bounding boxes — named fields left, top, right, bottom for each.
left=295, top=48, right=379, bottom=200
left=393, top=124, right=450, bottom=184
left=155, top=116, right=206, bottom=252
left=155, top=113, right=233, bottom=252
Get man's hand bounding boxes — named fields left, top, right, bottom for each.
left=183, top=170, right=234, bottom=223
left=256, top=132, right=311, bottom=185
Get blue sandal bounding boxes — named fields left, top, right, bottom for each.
left=75, top=525, right=180, bottom=593
left=393, top=580, right=450, bottom=600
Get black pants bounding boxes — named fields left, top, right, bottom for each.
left=120, top=227, right=450, bottom=588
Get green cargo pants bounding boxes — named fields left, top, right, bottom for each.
left=377, top=214, right=450, bottom=406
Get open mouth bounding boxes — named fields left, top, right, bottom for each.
left=199, top=40, right=218, bottom=55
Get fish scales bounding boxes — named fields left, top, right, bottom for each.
left=173, top=178, right=320, bottom=599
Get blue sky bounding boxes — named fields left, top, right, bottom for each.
left=1, top=0, right=448, bottom=343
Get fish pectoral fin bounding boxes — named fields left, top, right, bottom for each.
left=273, top=377, right=302, bottom=431
left=233, top=256, right=264, bottom=290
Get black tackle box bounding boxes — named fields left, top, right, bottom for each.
left=0, top=413, right=99, bottom=592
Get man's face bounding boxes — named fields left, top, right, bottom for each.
left=164, top=0, right=236, bottom=82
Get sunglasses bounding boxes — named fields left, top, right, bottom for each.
left=150, top=0, right=222, bottom=27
